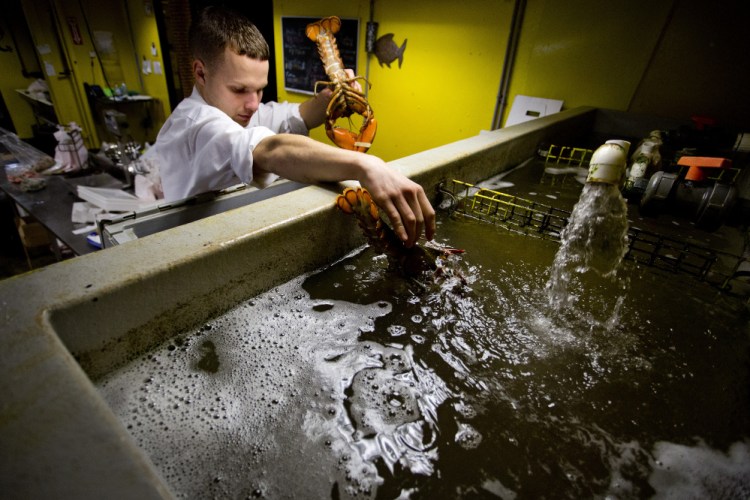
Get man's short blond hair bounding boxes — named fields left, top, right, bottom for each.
left=189, top=6, right=270, bottom=69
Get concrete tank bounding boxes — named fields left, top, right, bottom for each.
left=1, top=107, right=688, bottom=497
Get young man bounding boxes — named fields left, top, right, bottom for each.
left=151, top=6, right=434, bottom=247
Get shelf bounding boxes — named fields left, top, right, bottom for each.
left=16, top=89, right=58, bottom=127
left=16, top=89, right=54, bottom=107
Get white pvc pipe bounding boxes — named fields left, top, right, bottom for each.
left=586, top=139, right=631, bottom=185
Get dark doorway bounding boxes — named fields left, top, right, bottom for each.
left=0, top=94, right=15, bottom=134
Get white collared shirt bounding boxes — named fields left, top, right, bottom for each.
left=154, top=87, right=308, bottom=201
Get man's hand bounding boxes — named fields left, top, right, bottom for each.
left=357, top=155, right=435, bottom=248
left=299, top=88, right=331, bottom=129
left=253, top=119, right=435, bottom=248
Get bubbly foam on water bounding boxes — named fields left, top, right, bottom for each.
left=98, top=276, right=390, bottom=497
left=649, top=440, right=750, bottom=498
left=98, top=267, right=455, bottom=498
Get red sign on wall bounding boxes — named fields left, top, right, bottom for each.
left=67, top=17, right=83, bottom=45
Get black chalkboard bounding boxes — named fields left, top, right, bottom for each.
left=281, top=16, right=360, bottom=94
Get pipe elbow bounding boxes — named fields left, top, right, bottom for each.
left=586, top=140, right=630, bottom=186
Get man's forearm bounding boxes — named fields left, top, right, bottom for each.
left=252, top=133, right=436, bottom=247
left=253, top=134, right=370, bottom=185
left=298, top=90, right=331, bottom=130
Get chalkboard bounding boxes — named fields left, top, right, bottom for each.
left=281, top=16, right=360, bottom=95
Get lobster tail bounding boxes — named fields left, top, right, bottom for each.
left=336, top=188, right=384, bottom=237
left=305, top=16, right=341, bottom=41
left=336, top=188, right=400, bottom=253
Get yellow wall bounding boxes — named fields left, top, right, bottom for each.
left=19, top=0, right=170, bottom=147
left=22, top=0, right=94, bottom=144
left=273, top=0, right=512, bottom=161
left=124, top=0, right=171, bottom=126
left=505, top=0, right=673, bottom=125
left=275, top=0, right=749, bottom=159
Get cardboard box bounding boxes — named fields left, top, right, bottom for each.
left=16, top=216, right=52, bottom=248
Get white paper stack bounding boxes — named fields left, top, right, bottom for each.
left=76, top=186, right=147, bottom=212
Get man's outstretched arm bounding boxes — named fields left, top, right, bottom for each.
left=252, top=134, right=435, bottom=248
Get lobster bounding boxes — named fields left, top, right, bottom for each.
left=336, top=187, right=464, bottom=279
left=306, top=16, right=377, bottom=153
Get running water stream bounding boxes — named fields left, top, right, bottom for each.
left=546, top=139, right=632, bottom=313
left=546, top=182, right=630, bottom=310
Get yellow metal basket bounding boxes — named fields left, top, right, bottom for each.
left=439, top=179, right=745, bottom=292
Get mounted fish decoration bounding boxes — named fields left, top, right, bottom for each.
left=373, top=33, right=407, bottom=68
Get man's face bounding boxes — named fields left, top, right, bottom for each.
left=194, top=47, right=269, bottom=127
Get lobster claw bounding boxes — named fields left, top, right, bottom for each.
left=327, top=117, right=378, bottom=153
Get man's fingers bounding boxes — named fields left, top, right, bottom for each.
left=344, top=68, right=363, bottom=93
left=359, top=163, right=435, bottom=247
left=418, top=189, right=436, bottom=241
left=380, top=200, right=410, bottom=245
left=383, top=193, right=427, bottom=248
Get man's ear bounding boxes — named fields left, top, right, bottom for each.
left=193, top=59, right=207, bottom=86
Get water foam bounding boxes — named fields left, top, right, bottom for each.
left=649, top=440, right=750, bottom=499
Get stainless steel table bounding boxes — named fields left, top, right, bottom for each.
left=0, top=169, right=120, bottom=256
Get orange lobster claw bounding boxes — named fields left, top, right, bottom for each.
left=327, top=117, right=378, bottom=153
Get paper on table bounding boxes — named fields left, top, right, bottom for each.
left=76, top=186, right=149, bottom=212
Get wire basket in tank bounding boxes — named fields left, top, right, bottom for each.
left=440, top=179, right=570, bottom=240
left=540, top=144, right=593, bottom=185
left=439, top=179, right=746, bottom=294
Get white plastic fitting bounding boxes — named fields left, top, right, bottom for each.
left=586, top=139, right=631, bottom=185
